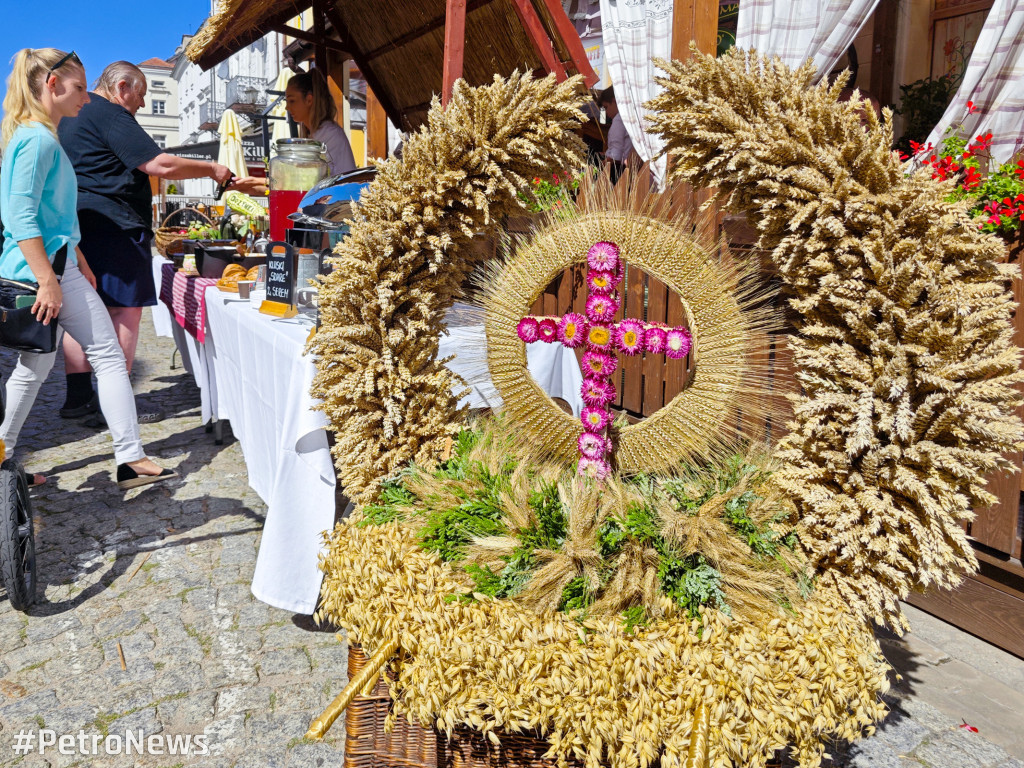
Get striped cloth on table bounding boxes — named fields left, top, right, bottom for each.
left=925, top=0, right=1024, bottom=165
left=159, top=262, right=219, bottom=343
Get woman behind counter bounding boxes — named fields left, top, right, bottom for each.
left=230, top=68, right=356, bottom=196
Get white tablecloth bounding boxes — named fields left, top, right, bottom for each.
left=164, top=275, right=584, bottom=614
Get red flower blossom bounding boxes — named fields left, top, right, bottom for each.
left=909, top=140, right=933, bottom=156
left=966, top=100, right=978, bottom=114
left=962, top=166, right=982, bottom=192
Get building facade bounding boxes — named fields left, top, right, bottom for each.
left=172, top=25, right=285, bottom=197
left=136, top=58, right=179, bottom=152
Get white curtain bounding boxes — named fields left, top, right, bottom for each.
left=599, top=0, right=673, bottom=185
left=925, top=0, right=1024, bottom=165
left=736, top=0, right=881, bottom=80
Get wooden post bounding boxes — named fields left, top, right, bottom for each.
left=311, top=0, right=329, bottom=72
left=442, top=0, right=467, bottom=106
left=870, top=0, right=900, bottom=106
left=671, top=0, right=720, bottom=242
left=366, top=85, right=389, bottom=161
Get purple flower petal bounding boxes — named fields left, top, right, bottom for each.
left=586, top=241, right=621, bottom=274
left=517, top=317, right=540, bottom=343
left=557, top=313, right=587, bottom=348
left=615, top=319, right=645, bottom=356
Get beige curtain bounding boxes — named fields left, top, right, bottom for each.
left=736, top=0, right=881, bottom=80
left=599, top=0, right=673, bottom=185
left=925, top=0, right=1024, bottom=165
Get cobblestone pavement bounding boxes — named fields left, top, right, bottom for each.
left=1, top=316, right=1022, bottom=768
left=0, top=320, right=348, bottom=767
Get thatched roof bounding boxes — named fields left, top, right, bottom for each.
left=187, top=0, right=596, bottom=131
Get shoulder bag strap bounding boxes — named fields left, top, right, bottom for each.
left=51, top=244, right=68, bottom=278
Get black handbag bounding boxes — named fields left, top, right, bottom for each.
left=0, top=245, right=68, bottom=354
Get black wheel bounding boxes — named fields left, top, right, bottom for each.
left=0, top=460, right=37, bottom=610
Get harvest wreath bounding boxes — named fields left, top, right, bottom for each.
left=304, top=52, right=1023, bottom=768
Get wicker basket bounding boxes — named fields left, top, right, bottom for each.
left=341, top=644, right=789, bottom=768
left=154, top=207, right=213, bottom=258
left=344, top=644, right=585, bottom=768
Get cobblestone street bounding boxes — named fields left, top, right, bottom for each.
left=0, top=320, right=348, bottom=767
left=0, top=315, right=1022, bottom=768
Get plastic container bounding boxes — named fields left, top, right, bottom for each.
left=269, top=138, right=328, bottom=242
left=194, top=243, right=265, bottom=279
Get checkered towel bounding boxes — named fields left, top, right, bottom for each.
left=159, top=262, right=218, bottom=343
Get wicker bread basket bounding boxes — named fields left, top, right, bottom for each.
left=344, top=644, right=586, bottom=768
left=340, top=644, right=790, bottom=768
left=154, top=207, right=213, bottom=258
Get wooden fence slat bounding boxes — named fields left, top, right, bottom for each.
left=643, top=277, right=669, bottom=414
left=621, top=266, right=645, bottom=413
left=973, top=238, right=1024, bottom=555
left=664, top=291, right=688, bottom=403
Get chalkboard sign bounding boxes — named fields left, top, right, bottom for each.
left=264, top=241, right=295, bottom=305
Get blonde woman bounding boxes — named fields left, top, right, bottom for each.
left=229, top=69, right=357, bottom=196
left=285, top=69, right=355, bottom=175
left=0, top=48, right=175, bottom=490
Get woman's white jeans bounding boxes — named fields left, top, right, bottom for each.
left=0, top=262, right=145, bottom=465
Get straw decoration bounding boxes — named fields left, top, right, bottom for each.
left=309, top=72, right=586, bottom=505
left=647, top=48, right=1024, bottom=629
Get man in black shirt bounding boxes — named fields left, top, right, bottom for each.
left=58, top=61, right=233, bottom=421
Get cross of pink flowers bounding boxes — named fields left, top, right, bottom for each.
left=516, top=241, right=692, bottom=479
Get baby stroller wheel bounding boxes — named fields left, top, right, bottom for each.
left=0, top=459, right=37, bottom=610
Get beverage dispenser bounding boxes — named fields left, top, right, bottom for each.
left=268, top=138, right=328, bottom=243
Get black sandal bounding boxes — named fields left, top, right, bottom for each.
left=116, top=464, right=177, bottom=491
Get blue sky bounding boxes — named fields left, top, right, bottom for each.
left=1, top=0, right=213, bottom=116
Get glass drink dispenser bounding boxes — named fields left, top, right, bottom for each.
left=268, top=138, right=328, bottom=243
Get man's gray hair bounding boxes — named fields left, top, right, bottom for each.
left=93, top=61, right=146, bottom=97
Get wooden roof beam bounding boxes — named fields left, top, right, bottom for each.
left=362, top=0, right=499, bottom=62
left=442, top=0, right=467, bottom=106
left=196, top=0, right=313, bottom=70
left=535, top=0, right=598, bottom=87
left=270, top=23, right=350, bottom=55
left=509, top=0, right=567, bottom=81
left=319, top=2, right=406, bottom=129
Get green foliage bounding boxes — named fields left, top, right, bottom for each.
left=359, top=480, right=417, bottom=526
left=621, top=605, right=649, bottom=633
left=419, top=489, right=507, bottom=561
left=520, top=480, right=567, bottom=550
left=517, top=171, right=580, bottom=213
left=894, top=74, right=959, bottom=153
left=558, top=576, right=596, bottom=612
left=658, top=550, right=728, bottom=619
left=360, top=423, right=798, bottom=620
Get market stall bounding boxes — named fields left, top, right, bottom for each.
left=155, top=249, right=585, bottom=613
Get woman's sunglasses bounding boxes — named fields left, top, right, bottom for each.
left=46, top=51, right=80, bottom=80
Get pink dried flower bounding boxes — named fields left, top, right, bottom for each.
left=665, top=327, right=691, bottom=359
left=581, top=376, right=616, bottom=407
left=586, top=293, right=619, bottom=323
left=587, top=270, right=618, bottom=295
left=581, top=350, right=617, bottom=377
left=578, top=432, right=608, bottom=460
left=577, top=456, right=611, bottom=480
left=557, top=313, right=587, bottom=348
left=646, top=326, right=667, bottom=355
left=587, top=241, right=621, bottom=273
left=517, top=317, right=540, bottom=343
left=581, top=406, right=611, bottom=432
left=538, top=318, right=558, bottom=343
left=587, top=324, right=613, bottom=350
left=616, top=319, right=645, bottom=355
